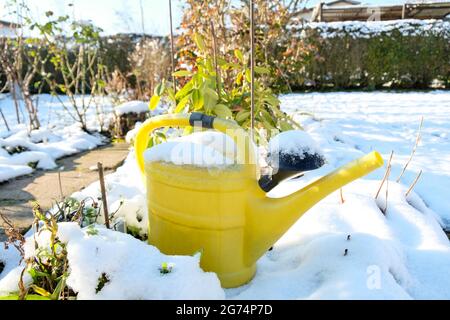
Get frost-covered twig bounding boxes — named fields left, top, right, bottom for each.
left=397, top=117, right=423, bottom=183
left=375, top=150, right=394, bottom=200
left=405, top=170, right=423, bottom=198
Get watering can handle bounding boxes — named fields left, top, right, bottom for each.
left=134, top=112, right=255, bottom=174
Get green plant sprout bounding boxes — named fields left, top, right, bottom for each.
left=159, top=262, right=174, bottom=275
left=150, top=33, right=300, bottom=143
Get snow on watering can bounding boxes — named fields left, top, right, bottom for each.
left=134, top=112, right=384, bottom=288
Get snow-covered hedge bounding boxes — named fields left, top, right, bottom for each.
left=301, top=19, right=450, bottom=39
left=289, top=19, right=450, bottom=90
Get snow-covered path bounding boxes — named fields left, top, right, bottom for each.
left=281, top=91, right=450, bottom=228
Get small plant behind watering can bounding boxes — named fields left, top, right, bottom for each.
left=149, top=33, right=299, bottom=143
left=0, top=197, right=108, bottom=300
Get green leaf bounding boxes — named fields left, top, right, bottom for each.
left=255, top=66, right=270, bottom=74
left=30, top=285, right=51, bottom=298
left=214, top=104, right=232, bottom=119
left=183, top=126, right=194, bottom=136
left=193, top=33, right=206, bottom=52
left=191, top=89, right=204, bottom=110
left=33, top=81, right=42, bottom=89
left=154, top=82, right=165, bottom=97
left=279, top=120, right=294, bottom=132
left=236, top=72, right=243, bottom=86
left=217, top=57, right=227, bottom=66
left=175, top=95, right=190, bottom=113
left=173, top=70, right=192, bottom=77
left=175, top=80, right=194, bottom=100
left=0, top=295, right=51, bottom=300
left=260, top=109, right=275, bottom=126
left=50, top=275, right=67, bottom=300
left=149, top=95, right=160, bottom=110
left=234, top=49, right=244, bottom=63
left=245, top=69, right=252, bottom=83
left=166, top=87, right=176, bottom=104
left=236, top=110, right=250, bottom=122
left=264, top=95, right=280, bottom=107
left=262, top=118, right=276, bottom=130
left=203, top=87, right=218, bottom=112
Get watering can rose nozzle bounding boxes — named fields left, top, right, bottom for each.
left=134, top=112, right=385, bottom=288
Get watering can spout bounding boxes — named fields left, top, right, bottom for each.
left=246, top=151, right=384, bottom=263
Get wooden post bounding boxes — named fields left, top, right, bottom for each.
left=402, top=4, right=407, bottom=19
left=169, top=0, right=177, bottom=94
left=97, top=162, right=110, bottom=229
left=250, top=0, right=255, bottom=139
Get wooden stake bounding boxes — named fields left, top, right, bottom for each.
left=375, top=150, right=394, bottom=199
left=249, top=0, right=255, bottom=140
left=169, top=0, right=177, bottom=95
left=210, top=21, right=221, bottom=101
left=397, top=117, right=423, bottom=183
left=97, top=162, right=110, bottom=229
left=405, top=170, right=423, bottom=198
left=0, top=107, right=10, bottom=131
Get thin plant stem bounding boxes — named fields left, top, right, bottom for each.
left=340, top=188, right=345, bottom=204
left=375, top=150, right=394, bottom=199
left=169, top=0, right=176, bottom=95
left=0, top=107, right=10, bottom=131
left=249, top=0, right=255, bottom=140
left=405, top=170, right=423, bottom=198
left=57, top=171, right=64, bottom=202
left=384, top=167, right=390, bottom=214
left=210, top=21, right=221, bottom=101
left=397, top=117, right=423, bottom=183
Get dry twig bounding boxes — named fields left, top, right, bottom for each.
left=405, top=170, right=423, bottom=198
left=375, top=151, right=394, bottom=199
left=340, top=188, right=345, bottom=204
left=0, top=107, right=10, bottom=131
left=0, top=213, right=25, bottom=258
left=57, top=170, right=64, bottom=201
left=397, top=117, right=423, bottom=183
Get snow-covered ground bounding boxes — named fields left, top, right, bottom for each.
left=284, top=91, right=450, bottom=227
left=0, top=95, right=155, bottom=183
left=1, top=91, right=450, bottom=299
left=0, top=94, right=114, bottom=182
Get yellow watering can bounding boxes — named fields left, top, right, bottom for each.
left=135, top=112, right=384, bottom=288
